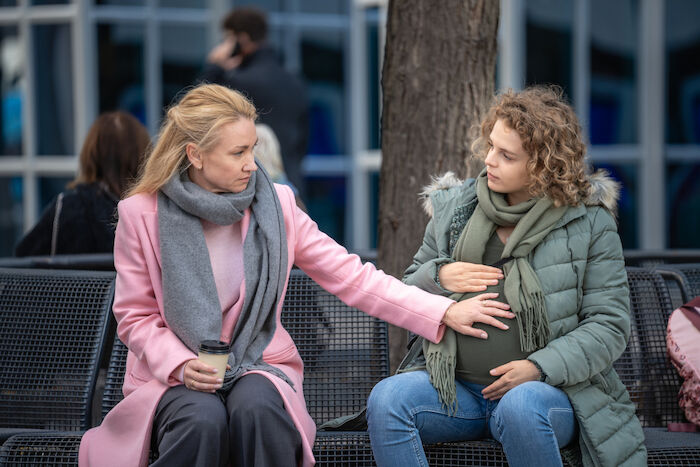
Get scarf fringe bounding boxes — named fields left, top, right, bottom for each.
left=425, top=350, right=458, bottom=415
left=518, top=291, right=550, bottom=352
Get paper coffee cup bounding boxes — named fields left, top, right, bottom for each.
left=198, top=340, right=230, bottom=377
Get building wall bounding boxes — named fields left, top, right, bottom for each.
left=0, top=0, right=698, bottom=256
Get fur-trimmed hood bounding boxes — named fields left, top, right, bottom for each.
left=419, top=170, right=620, bottom=218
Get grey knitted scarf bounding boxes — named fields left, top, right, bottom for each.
left=158, top=164, right=292, bottom=393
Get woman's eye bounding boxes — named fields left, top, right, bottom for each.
left=503, top=153, right=512, bottom=161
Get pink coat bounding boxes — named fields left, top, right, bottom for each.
left=79, top=184, right=452, bottom=467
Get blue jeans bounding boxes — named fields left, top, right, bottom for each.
left=367, top=370, right=577, bottom=467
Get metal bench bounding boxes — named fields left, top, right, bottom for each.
left=0, top=268, right=115, bottom=446
left=3, top=267, right=700, bottom=465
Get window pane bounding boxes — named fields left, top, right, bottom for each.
left=33, top=23, right=74, bottom=156
left=305, top=175, right=345, bottom=244
left=366, top=8, right=380, bottom=150
left=370, top=170, right=379, bottom=249
left=38, top=176, right=72, bottom=215
left=301, top=29, right=346, bottom=155
left=161, top=24, right=207, bottom=109
left=159, top=0, right=204, bottom=8
left=298, top=0, right=347, bottom=14
left=665, top=0, right=700, bottom=143
left=98, top=23, right=145, bottom=123
left=525, top=0, right=573, bottom=100
left=266, top=26, right=285, bottom=59
left=96, top=0, right=143, bottom=5
left=667, top=162, right=700, bottom=248
left=31, top=0, right=69, bottom=5
left=589, top=0, right=638, bottom=145
left=0, top=0, right=18, bottom=6
left=233, top=1, right=282, bottom=12
left=593, top=163, right=638, bottom=249
left=0, top=176, right=23, bottom=256
left=0, top=26, right=23, bottom=156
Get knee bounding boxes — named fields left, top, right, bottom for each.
left=496, top=381, right=548, bottom=425
left=180, top=395, right=228, bottom=438
left=367, top=376, right=409, bottom=426
left=229, top=391, right=282, bottom=428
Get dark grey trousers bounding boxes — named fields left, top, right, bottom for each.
left=151, top=373, right=302, bottom=467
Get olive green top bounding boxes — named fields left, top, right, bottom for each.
left=455, top=232, right=530, bottom=385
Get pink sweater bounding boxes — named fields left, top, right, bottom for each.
left=202, top=219, right=244, bottom=344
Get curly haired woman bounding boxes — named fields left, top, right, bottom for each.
left=366, top=86, right=646, bottom=467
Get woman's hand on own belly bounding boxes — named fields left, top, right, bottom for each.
left=481, top=359, right=541, bottom=400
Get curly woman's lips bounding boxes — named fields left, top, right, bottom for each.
left=487, top=172, right=499, bottom=181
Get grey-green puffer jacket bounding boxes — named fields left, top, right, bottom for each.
left=403, top=172, right=646, bottom=467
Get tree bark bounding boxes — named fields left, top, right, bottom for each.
left=378, top=0, right=499, bottom=371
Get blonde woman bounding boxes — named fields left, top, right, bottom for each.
left=78, top=84, right=514, bottom=467
left=367, top=86, right=646, bottom=467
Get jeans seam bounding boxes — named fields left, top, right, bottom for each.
left=408, top=405, right=484, bottom=421
left=409, top=431, right=428, bottom=467
left=547, top=407, right=574, bottom=419
left=493, top=411, right=504, bottom=439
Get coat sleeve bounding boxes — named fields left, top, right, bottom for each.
left=282, top=185, right=453, bottom=344
left=527, top=207, right=631, bottom=387
left=402, top=217, right=453, bottom=296
left=112, top=200, right=195, bottom=386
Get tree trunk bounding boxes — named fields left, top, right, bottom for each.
left=378, top=0, right=499, bottom=371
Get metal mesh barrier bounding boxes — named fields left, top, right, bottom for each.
left=314, top=431, right=375, bottom=466
left=0, top=268, right=115, bottom=435
left=281, top=269, right=390, bottom=425
left=100, top=337, right=128, bottom=421
left=0, top=432, right=83, bottom=466
left=424, top=441, right=511, bottom=465
left=4, top=267, right=700, bottom=465
left=656, top=263, right=700, bottom=305
left=648, top=447, right=700, bottom=465
left=616, top=267, right=686, bottom=428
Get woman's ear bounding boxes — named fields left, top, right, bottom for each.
left=185, top=143, right=203, bottom=170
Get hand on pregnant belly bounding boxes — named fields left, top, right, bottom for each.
left=481, top=359, right=541, bottom=400
left=442, top=292, right=515, bottom=339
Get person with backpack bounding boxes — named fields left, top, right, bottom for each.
left=668, top=295, right=700, bottom=430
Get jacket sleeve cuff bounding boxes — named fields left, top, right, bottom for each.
left=527, top=347, right=566, bottom=387
left=404, top=258, right=453, bottom=296
left=163, top=352, right=196, bottom=386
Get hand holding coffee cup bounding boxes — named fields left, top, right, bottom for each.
left=183, top=340, right=231, bottom=393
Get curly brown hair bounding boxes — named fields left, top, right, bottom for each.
left=472, top=85, right=590, bottom=207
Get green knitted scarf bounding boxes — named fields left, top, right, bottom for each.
left=424, top=169, right=568, bottom=413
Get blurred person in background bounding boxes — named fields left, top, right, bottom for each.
left=255, top=123, right=306, bottom=211
left=15, top=111, right=150, bottom=256
left=200, top=6, right=309, bottom=201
